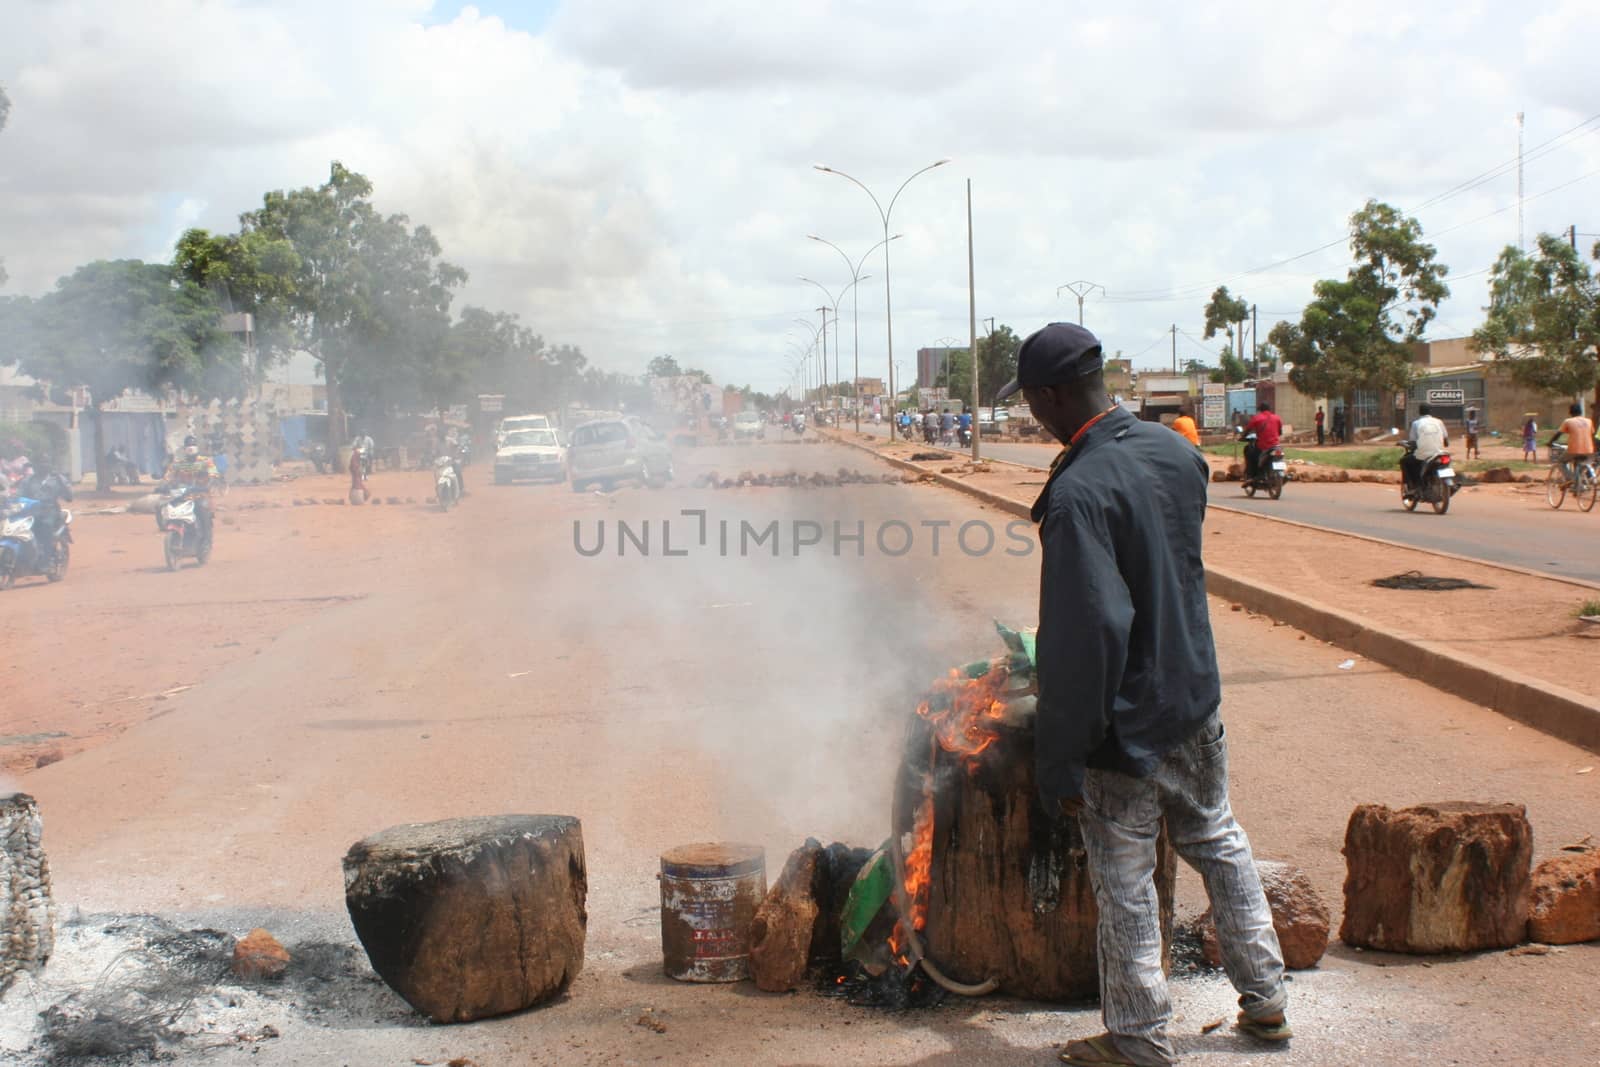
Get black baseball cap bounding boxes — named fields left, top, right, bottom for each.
left=995, top=322, right=1104, bottom=400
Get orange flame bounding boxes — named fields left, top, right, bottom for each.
left=892, top=661, right=1014, bottom=961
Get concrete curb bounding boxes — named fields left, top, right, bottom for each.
left=824, top=430, right=1600, bottom=754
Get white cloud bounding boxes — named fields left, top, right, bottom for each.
left=1, top=0, right=1598, bottom=392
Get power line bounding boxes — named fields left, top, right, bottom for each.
left=1105, top=111, right=1600, bottom=303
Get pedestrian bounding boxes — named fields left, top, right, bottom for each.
left=1170, top=404, right=1200, bottom=447
left=1332, top=407, right=1346, bottom=445
left=997, top=322, right=1290, bottom=1067
left=1314, top=406, right=1325, bottom=446
left=1464, top=408, right=1480, bottom=460
left=1522, top=413, right=1538, bottom=463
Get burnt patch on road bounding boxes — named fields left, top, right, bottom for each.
left=1371, top=571, right=1493, bottom=591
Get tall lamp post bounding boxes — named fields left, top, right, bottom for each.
left=800, top=274, right=870, bottom=430
left=814, top=158, right=951, bottom=440
left=791, top=318, right=825, bottom=406
left=808, top=233, right=900, bottom=432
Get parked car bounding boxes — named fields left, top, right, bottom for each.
left=567, top=416, right=673, bottom=491
left=493, top=428, right=568, bottom=484
left=733, top=411, right=765, bottom=440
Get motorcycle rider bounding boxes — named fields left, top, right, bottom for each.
left=351, top=428, right=376, bottom=477
left=161, top=436, right=218, bottom=551
left=18, top=462, right=72, bottom=565
left=1402, top=402, right=1449, bottom=491
left=922, top=408, right=939, bottom=445
left=1548, top=403, right=1594, bottom=489
left=959, top=408, right=973, bottom=443
left=1242, top=402, right=1282, bottom=481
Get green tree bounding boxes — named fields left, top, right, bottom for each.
left=646, top=354, right=683, bottom=379
left=978, top=325, right=1022, bottom=406
left=1202, top=285, right=1249, bottom=350
left=1210, top=348, right=1248, bottom=385
left=7, top=260, right=242, bottom=488
left=935, top=348, right=973, bottom=403
left=1470, top=234, right=1600, bottom=402
left=1280, top=199, right=1449, bottom=411
left=1181, top=358, right=1212, bottom=375
left=172, top=227, right=301, bottom=375
left=236, top=161, right=466, bottom=446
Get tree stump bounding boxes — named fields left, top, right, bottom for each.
left=343, top=814, right=586, bottom=1022
left=1340, top=802, right=1531, bottom=953
left=896, top=713, right=1176, bottom=1001
left=1, top=792, right=56, bottom=994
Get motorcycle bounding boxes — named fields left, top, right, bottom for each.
left=0, top=495, right=72, bottom=590
left=792, top=414, right=807, bottom=437
left=104, top=448, right=140, bottom=486
left=1238, top=430, right=1286, bottom=499
left=1400, top=440, right=1455, bottom=514
left=158, top=485, right=210, bottom=570
left=959, top=425, right=973, bottom=448
left=435, top=455, right=461, bottom=511
left=309, top=441, right=331, bottom=474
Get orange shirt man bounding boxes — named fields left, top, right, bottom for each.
left=1170, top=411, right=1201, bottom=446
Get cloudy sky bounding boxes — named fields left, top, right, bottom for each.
left=2, top=0, right=1597, bottom=393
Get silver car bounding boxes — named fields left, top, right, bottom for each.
left=567, top=416, right=673, bottom=491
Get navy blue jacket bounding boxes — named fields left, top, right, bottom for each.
left=1030, top=406, right=1219, bottom=807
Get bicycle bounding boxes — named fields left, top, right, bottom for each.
left=1545, top=444, right=1599, bottom=511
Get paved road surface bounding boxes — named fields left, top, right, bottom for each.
left=857, top=422, right=1600, bottom=582
left=7, top=439, right=1599, bottom=1065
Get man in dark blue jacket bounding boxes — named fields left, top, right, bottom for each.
left=999, top=323, right=1288, bottom=1067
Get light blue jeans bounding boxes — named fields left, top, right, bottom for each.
left=1077, top=715, right=1287, bottom=1066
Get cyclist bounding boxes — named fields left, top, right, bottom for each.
left=1548, top=403, right=1595, bottom=488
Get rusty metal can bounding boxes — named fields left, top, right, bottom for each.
left=659, top=842, right=766, bottom=982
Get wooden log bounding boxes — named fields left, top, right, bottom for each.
left=343, top=814, right=586, bottom=1022
left=1340, top=801, right=1531, bottom=953
left=748, top=840, right=825, bottom=992
left=896, top=713, right=1175, bottom=1001
left=1, top=792, right=56, bottom=994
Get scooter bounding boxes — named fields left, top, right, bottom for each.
left=309, top=441, right=331, bottom=474
left=0, top=496, right=72, bottom=589
left=1238, top=430, right=1286, bottom=500
left=959, top=425, right=973, bottom=448
left=1400, top=440, right=1455, bottom=514
left=157, top=485, right=210, bottom=571
left=435, top=454, right=460, bottom=511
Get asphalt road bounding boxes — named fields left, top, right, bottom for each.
left=857, top=422, right=1600, bottom=582
left=8, top=439, right=1599, bottom=1064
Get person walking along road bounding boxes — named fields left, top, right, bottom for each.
left=1315, top=406, right=1325, bottom=446
left=1170, top=405, right=1200, bottom=447
left=999, top=322, right=1290, bottom=1067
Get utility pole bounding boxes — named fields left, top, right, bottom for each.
left=1171, top=324, right=1178, bottom=374
left=1570, top=224, right=1579, bottom=251
left=1056, top=280, right=1105, bottom=326
left=967, top=178, right=980, bottom=461
left=1517, top=111, right=1526, bottom=252
left=1252, top=304, right=1259, bottom=378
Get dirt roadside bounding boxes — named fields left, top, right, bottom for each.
left=842, top=431, right=1600, bottom=708
left=0, top=471, right=444, bottom=775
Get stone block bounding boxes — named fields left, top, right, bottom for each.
left=1528, top=848, right=1600, bottom=945
left=1200, top=860, right=1330, bottom=970
left=1340, top=802, right=1531, bottom=953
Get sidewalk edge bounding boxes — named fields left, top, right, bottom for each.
left=825, top=431, right=1600, bottom=754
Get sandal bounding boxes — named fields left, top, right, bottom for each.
left=1060, top=1034, right=1146, bottom=1066
left=1236, top=1012, right=1294, bottom=1042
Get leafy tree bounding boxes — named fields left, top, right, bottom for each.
left=1202, top=286, right=1249, bottom=349
left=7, top=260, right=242, bottom=488
left=646, top=354, right=683, bottom=379
left=1470, top=234, right=1600, bottom=402
left=978, top=325, right=1022, bottom=406
left=1181, top=358, right=1212, bottom=375
left=1210, top=349, right=1248, bottom=385
left=1280, top=200, right=1448, bottom=410
left=935, top=348, right=973, bottom=404
left=172, top=227, right=301, bottom=374
left=236, top=162, right=466, bottom=446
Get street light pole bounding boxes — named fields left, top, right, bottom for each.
left=967, top=178, right=979, bottom=462
left=808, top=233, right=900, bottom=433
left=814, top=158, right=951, bottom=441
left=800, top=275, right=871, bottom=430
left=1056, top=280, right=1105, bottom=325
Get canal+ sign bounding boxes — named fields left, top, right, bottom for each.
left=1426, top=388, right=1465, bottom=406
